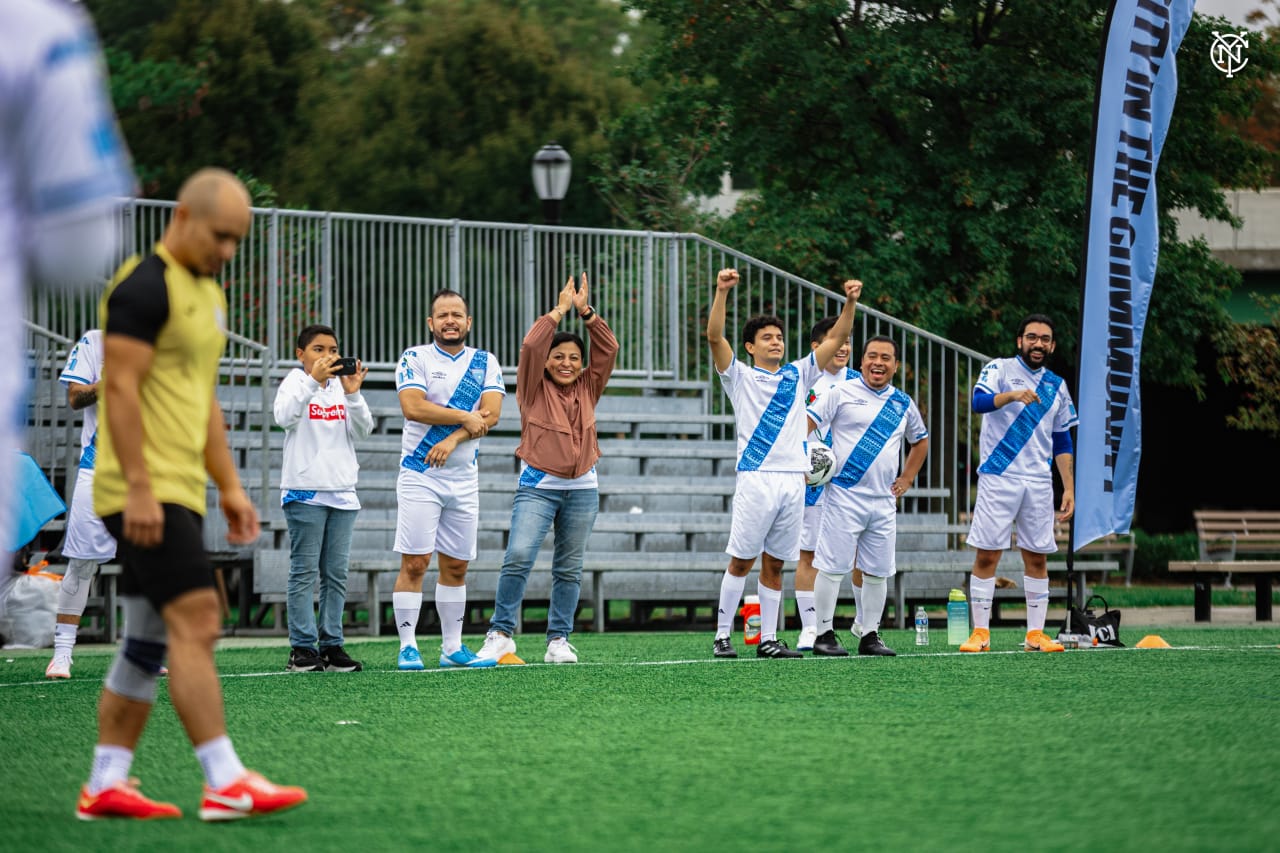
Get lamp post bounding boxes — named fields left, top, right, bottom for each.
left=531, top=142, right=572, bottom=225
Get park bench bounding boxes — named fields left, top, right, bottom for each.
left=1167, top=510, right=1280, bottom=621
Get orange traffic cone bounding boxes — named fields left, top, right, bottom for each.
left=497, top=652, right=525, bottom=665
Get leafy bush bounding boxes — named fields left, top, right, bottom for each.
left=1132, top=529, right=1199, bottom=580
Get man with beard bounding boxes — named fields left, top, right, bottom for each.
left=391, top=290, right=505, bottom=670
left=961, top=314, right=1077, bottom=654
left=803, top=335, right=929, bottom=657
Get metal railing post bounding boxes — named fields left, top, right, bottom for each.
left=643, top=232, right=655, bottom=380
left=267, top=209, right=281, bottom=362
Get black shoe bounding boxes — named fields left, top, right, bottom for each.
left=713, top=636, right=738, bottom=658
left=811, top=630, right=850, bottom=657
left=320, top=645, right=363, bottom=672
left=857, top=631, right=897, bottom=657
left=756, top=638, right=803, bottom=659
left=287, top=646, right=324, bottom=672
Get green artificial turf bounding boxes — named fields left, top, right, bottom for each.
left=2, top=629, right=1278, bottom=852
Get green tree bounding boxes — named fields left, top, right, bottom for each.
left=283, top=0, right=638, bottom=223
left=609, top=0, right=1280, bottom=397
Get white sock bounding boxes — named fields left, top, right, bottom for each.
left=436, top=584, right=466, bottom=654
left=54, top=622, right=78, bottom=656
left=194, top=735, right=246, bottom=791
left=813, top=571, right=842, bottom=634
left=861, top=575, right=888, bottom=635
left=87, top=745, right=133, bottom=795
left=795, top=590, right=816, bottom=631
left=715, top=571, right=747, bottom=638
left=393, top=591, right=422, bottom=649
left=758, top=584, right=782, bottom=643
left=1024, top=575, right=1050, bottom=633
left=971, top=575, right=996, bottom=630
left=852, top=579, right=864, bottom=625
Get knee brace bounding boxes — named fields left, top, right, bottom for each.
left=56, top=561, right=97, bottom=617
left=104, top=596, right=168, bottom=703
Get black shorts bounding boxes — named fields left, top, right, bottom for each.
left=102, top=505, right=215, bottom=611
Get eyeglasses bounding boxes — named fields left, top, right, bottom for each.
left=1020, top=333, right=1053, bottom=344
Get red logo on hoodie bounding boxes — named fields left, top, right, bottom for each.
left=308, top=403, right=346, bottom=421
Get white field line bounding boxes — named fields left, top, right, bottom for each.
left=2, top=643, right=1275, bottom=689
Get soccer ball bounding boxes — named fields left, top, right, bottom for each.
left=806, top=444, right=837, bottom=487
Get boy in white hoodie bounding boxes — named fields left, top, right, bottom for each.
left=274, top=324, right=374, bottom=672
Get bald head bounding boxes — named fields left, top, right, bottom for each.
left=165, top=167, right=252, bottom=276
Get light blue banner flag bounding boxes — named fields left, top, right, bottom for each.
left=1074, top=0, right=1196, bottom=552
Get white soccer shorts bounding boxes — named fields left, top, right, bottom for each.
left=725, top=470, right=805, bottom=563
left=62, top=468, right=117, bottom=562
left=966, top=473, right=1057, bottom=554
left=800, top=497, right=826, bottom=553
left=812, top=486, right=897, bottom=578
left=394, top=469, right=479, bottom=561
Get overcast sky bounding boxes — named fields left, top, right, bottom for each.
left=1194, top=0, right=1279, bottom=29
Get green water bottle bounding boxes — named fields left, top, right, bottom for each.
left=946, top=588, right=969, bottom=645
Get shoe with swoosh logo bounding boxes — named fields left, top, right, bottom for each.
left=198, top=771, right=308, bottom=821
left=76, top=780, right=181, bottom=820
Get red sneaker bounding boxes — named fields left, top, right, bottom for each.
left=198, top=771, right=308, bottom=821
left=76, top=780, right=182, bottom=821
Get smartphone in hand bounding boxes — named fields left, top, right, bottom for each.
left=334, top=357, right=359, bottom=376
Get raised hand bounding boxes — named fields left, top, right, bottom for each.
left=716, top=268, right=739, bottom=291
left=572, top=271, right=590, bottom=313
left=340, top=360, right=368, bottom=395
left=844, top=279, right=863, bottom=301
left=557, top=277, right=575, bottom=315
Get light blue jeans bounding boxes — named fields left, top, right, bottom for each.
left=490, top=487, right=599, bottom=641
left=284, top=502, right=358, bottom=650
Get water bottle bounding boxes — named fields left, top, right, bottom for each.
left=914, top=606, right=929, bottom=645
left=946, top=588, right=970, bottom=645
left=741, top=595, right=762, bottom=645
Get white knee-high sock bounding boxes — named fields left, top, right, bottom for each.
left=813, top=571, right=842, bottom=635
left=861, top=575, right=888, bottom=634
left=716, top=571, right=747, bottom=638
left=435, top=584, right=466, bottom=653
left=1024, top=575, right=1050, bottom=633
left=393, top=591, right=422, bottom=649
left=758, top=584, right=781, bottom=643
left=852, top=577, right=864, bottom=627
left=795, top=590, right=816, bottom=631
left=970, top=575, right=995, bottom=630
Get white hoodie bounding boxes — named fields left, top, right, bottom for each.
left=274, top=368, right=375, bottom=499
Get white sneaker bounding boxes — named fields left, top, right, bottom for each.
left=796, top=626, right=817, bottom=651
left=544, top=638, right=578, bottom=663
left=476, top=630, right=516, bottom=662
left=45, top=651, right=72, bottom=679
left=849, top=621, right=864, bottom=639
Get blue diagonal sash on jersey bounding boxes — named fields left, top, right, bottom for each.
left=977, top=371, right=1063, bottom=476
left=737, top=364, right=799, bottom=472
left=402, top=350, right=488, bottom=472
left=519, top=466, right=548, bottom=488
left=830, top=389, right=911, bottom=490
left=80, top=431, right=97, bottom=470
left=804, top=431, right=836, bottom=507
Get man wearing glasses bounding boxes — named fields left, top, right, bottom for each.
left=961, top=315, right=1078, bottom=654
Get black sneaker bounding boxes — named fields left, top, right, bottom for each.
left=713, top=636, right=738, bottom=658
left=857, top=631, right=897, bottom=657
left=756, top=638, right=803, bottom=659
left=811, top=630, right=850, bottom=657
left=320, top=646, right=363, bottom=672
left=287, top=647, right=324, bottom=672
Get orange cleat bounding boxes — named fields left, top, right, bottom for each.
left=1023, top=629, right=1065, bottom=653
left=198, top=771, right=308, bottom=821
left=76, top=780, right=182, bottom=821
left=959, top=628, right=990, bottom=653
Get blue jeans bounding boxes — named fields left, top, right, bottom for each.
left=490, top=487, right=598, bottom=641
left=284, top=502, right=358, bottom=650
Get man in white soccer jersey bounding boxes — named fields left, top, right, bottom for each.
left=0, top=0, right=133, bottom=601
left=392, top=289, right=505, bottom=670
left=707, top=269, right=860, bottom=659
left=961, top=313, right=1077, bottom=654
left=805, top=335, right=929, bottom=657
left=794, top=316, right=859, bottom=651
left=45, top=330, right=119, bottom=679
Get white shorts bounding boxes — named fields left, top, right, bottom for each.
left=394, top=469, right=479, bottom=561
left=967, top=473, right=1057, bottom=554
left=812, top=486, right=897, bottom=578
left=800, top=497, right=825, bottom=554
left=62, top=468, right=116, bottom=562
left=725, top=470, right=805, bottom=563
